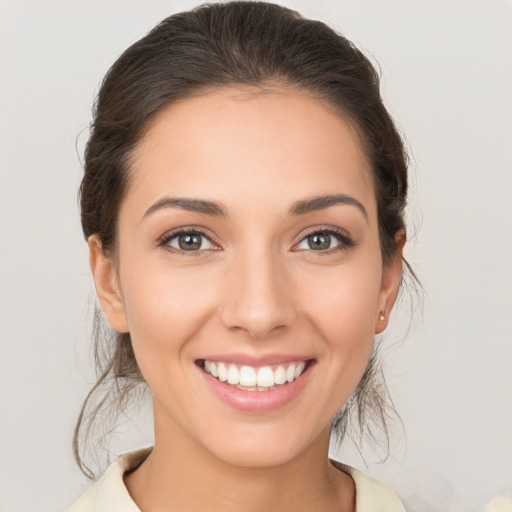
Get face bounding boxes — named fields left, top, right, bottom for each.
left=90, top=86, right=402, bottom=468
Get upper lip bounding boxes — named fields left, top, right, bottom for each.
left=196, top=353, right=314, bottom=366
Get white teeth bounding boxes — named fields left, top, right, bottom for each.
left=218, top=362, right=228, bottom=382
left=274, top=366, right=286, bottom=385
left=203, top=359, right=309, bottom=390
left=239, top=366, right=257, bottom=387
left=257, top=366, right=275, bottom=387
left=227, top=365, right=239, bottom=385
left=286, top=364, right=296, bottom=383
left=294, top=362, right=306, bottom=379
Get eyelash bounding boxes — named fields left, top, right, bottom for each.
left=158, top=228, right=219, bottom=256
left=158, top=227, right=354, bottom=255
left=293, top=227, right=354, bottom=255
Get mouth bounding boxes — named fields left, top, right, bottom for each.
left=196, top=359, right=315, bottom=392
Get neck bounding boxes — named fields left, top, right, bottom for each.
left=125, top=408, right=355, bottom=512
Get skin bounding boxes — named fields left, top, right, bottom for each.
left=89, top=86, right=404, bottom=512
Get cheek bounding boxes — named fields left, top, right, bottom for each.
left=118, top=260, right=219, bottom=366
left=301, top=258, right=382, bottom=333
left=297, top=258, right=382, bottom=377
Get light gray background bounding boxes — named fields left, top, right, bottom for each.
left=0, top=1, right=511, bottom=511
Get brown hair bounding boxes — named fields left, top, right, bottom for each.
left=75, top=1, right=413, bottom=479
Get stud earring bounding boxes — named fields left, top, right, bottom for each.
left=379, top=311, right=385, bottom=321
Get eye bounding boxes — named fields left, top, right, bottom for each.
left=161, top=230, right=215, bottom=252
left=295, top=229, right=352, bottom=252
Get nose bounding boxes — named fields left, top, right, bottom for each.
left=219, top=247, right=297, bottom=340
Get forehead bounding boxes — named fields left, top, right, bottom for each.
left=125, top=86, right=376, bottom=218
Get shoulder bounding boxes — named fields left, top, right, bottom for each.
left=69, top=447, right=151, bottom=512
left=330, top=459, right=407, bottom=512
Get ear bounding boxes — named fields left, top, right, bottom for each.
left=375, top=230, right=405, bottom=334
left=88, top=234, right=129, bottom=333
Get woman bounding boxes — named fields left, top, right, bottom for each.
left=70, top=2, right=412, bottom=510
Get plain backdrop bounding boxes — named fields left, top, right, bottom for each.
left=0, top=1, right=511, bottom=511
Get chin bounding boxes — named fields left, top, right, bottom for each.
left=195, top=419, right=329, bottom=469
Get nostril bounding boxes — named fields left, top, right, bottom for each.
left=218, top=276, right=297, bottom=339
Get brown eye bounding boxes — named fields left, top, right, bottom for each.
left=164, top=231, right=214, bottom=252
left=295, top=229, right=353, bottom=253
left=307, top=233, right=332, bottom=250
left=178, top=234, right=202, bottom=250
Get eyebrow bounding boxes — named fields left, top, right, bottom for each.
left=142, top=193, right=368, bottom=222
left=289, top=194, right=368, bottom=222
left=143, top=197, right=227, bottom=219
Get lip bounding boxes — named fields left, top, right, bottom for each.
left=197, top=358, right=315, bottom=413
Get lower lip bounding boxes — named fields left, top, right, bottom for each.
left=198, top=363, right=313, bottom=413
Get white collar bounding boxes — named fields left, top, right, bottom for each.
left=70, top=447, right=406, bottom=511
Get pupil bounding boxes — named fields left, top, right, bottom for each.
left=308, top=233, right=330, bottom=250
left=179, top=234, right=201, bottom=250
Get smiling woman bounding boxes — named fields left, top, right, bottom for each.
left=70, top=2, right=412, bottom=511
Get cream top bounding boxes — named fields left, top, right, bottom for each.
left=69, top=447, right=406, bottom=511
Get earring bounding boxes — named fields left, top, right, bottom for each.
left=379, top=311, right=385, bottom=321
